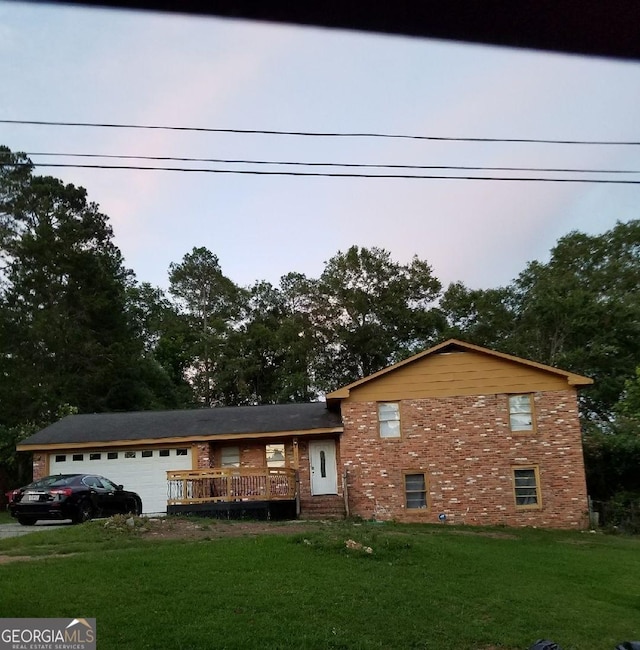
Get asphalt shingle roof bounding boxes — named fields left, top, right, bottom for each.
left=20, top=402, right=342, bottom=447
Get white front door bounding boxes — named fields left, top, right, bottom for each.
left=309, top=440, right=337, bottom=495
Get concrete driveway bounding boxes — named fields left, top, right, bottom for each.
left=0, top=520, right=73, bottom=539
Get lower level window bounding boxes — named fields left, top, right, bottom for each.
left=266, top=443, right=286, bottom=467
left=221, top=446, right=240, bottom=467
left=404, top=473, right=427, bottom=509
left=513, top=466, right=541, bottom=508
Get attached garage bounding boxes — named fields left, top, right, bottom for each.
left=49, top=446, right=194, bottom=514
left=16, top=404, right=344, bottom=518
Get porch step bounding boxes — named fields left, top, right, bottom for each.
left=299, top=495, right=346, bottom=520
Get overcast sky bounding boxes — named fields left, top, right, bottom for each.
left=1, top=2, right=639, bottom=293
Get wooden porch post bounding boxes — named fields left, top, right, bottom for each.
left=292, top=437, right=299, bottom=469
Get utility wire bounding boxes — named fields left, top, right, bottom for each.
left=21, top=151, right=640, bottom=175
left=7, top=161, right=640, bottom=184
left=2, top=119, right=640, bottom=146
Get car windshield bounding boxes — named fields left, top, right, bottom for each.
left=28, top=475, right=77, bottom=489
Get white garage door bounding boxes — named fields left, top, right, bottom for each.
left=49, top=446, right=193, bottom=514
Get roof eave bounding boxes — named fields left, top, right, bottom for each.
left=16, top=425, right=345, bottom=452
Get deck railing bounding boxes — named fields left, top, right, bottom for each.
left=167, top=467, right=297, bottom=505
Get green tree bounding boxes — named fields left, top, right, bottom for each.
left=614, top=366, right=640, bottom=422
left=126, top=282, right=195, bottom=406
left=437, top=221, right=640, bottom=422
left=0, top=146, right=179, bottom=436
left=312, top=246, right=443, bottom=390
left=216, top=279, right=317, bottom=405
left=439, top=281, right=516, bottom=348
left=168, top=247, right=245, bottom=406
left=509, top=221, right=640, bottom=420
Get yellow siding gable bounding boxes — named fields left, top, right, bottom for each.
left=343, top=349, right=572, bottom=402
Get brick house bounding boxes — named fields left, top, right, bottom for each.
left=327, top=339, right=592, bottom=528
left=17, top=339, right=592, bottom=528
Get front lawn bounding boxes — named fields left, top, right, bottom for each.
left=1, top=520, right=638, bottom=649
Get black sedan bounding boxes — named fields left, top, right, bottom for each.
left=7, top=474, right=143, bottom=526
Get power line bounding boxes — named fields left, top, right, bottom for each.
left=7, top=161, right=640, bottom=183
left=2, top=119, right=640, bottom=146
left=21, top=151, right=640, bottom=175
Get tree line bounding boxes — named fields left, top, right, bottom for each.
left=1, top=146, right=639, bottom=507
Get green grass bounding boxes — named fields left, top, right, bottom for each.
left=0, top=510, right=12, bottom=523
left=1, top=520, right=639, bottom=650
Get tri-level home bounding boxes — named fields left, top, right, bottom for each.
left=17, top=339, right=593, bottom=528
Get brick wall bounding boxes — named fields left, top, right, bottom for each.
left=32, top=453, right=47, bottom=481
left=340, top=390, right=589, bottom=529
left=206, top=440, right=297, bottom=471
left=195, top=443, right=210, bottom=469
left=202, top=438, right=340, bottom=502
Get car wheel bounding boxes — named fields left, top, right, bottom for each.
left=73, top=499, right=93, bottom=524
left=127, top=498, right=142, bottom=516
left=17, top=516, right=37, bottom=526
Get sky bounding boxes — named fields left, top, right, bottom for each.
left=1, top=2, right=639, bottom=294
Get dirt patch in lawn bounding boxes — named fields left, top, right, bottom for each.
left=105, top=516, right=332, bottom=541
left=104, top=516, right=522, bottom=541
left=0, top=554, right=38, bottom=564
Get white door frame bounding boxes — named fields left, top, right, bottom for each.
left=308, top=439, right=338, bottom=495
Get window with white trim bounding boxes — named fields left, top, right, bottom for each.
left=378, top=402, right=401, bottom=438
left=508, top=394, right=534, bottom=432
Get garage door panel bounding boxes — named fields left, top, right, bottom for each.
left=49, top=447, right=193, bottom=514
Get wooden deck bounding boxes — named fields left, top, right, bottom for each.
left=166, top=468, right=298, bottom=519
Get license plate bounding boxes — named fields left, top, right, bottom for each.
left=27, top=493, right=41, bottom=501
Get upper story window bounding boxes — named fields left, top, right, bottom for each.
left=378, top=402, right=401, bottom=438
left=508, top=394, right=534, bottom=432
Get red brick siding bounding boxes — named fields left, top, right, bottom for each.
left=195, top=443, right=210, bottom=469
left=297, top=441, right=311, bottom=500
left=340, top=390, right=588, bottom=529
left=202, top=438, right=342, bottom=503
left=33, top=453, right=47, bottom=481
